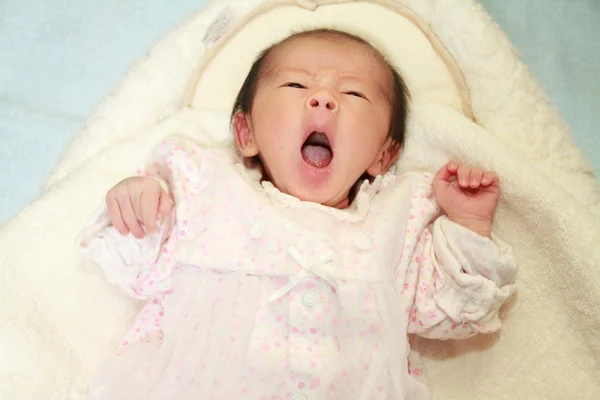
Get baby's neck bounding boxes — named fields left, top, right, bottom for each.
left=330, top=197, right=350, bottom=209
left=326, top=175, right=370, bottom=209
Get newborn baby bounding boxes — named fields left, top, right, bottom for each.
left=79, top=29, right=516, bottom=400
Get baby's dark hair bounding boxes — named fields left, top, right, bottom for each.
left=231, top=28, right=410, bottom=150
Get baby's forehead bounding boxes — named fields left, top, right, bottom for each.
left=272, top=36, right=383, bottom=64
left=263, top=36, right=392, bottom=83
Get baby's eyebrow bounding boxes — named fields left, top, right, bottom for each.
left=339, top=75, right=368, bottom=84
left=276, top=68, right=367, bottom=83
left=274, top=67, right=311, bottom=76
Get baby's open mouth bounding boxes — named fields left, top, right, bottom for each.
left=301, top=131, right=333, bottom=168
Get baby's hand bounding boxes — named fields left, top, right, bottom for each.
left=105, top=176, right=173, bottom=238
left=433, top=161, right=500, bottom=238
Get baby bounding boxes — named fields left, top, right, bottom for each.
left=79, top=29, right=517, bottom=400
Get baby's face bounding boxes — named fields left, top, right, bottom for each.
left=235, top=37, right=396, bottom=208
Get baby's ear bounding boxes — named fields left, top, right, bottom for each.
left=233, top=112, right=259, bottom=157
left=366, top=138, right=401, bottom=177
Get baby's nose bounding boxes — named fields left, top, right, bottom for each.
left=306, top=90, right=338, bottom=112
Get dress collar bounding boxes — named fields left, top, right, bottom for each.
left=234, top=160, right=396, bottom=222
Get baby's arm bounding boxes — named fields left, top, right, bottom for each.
left=77, top=136, right=204, bottom=299
left=398, top=168, right=517, bottom=339
left=401, top=216, right=516, bottom=339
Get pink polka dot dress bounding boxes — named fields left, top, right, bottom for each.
left=79, top=137, right=517, bottom=400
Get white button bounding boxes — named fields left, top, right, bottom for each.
left=355, top=232, right=373, bottom=250
left=282, top=222, right=298, bottom=235
left=250, top=218, right=265, bottom=239
left=291, top=394, right=306, bottom=400
left=302, top=291, right=317, bottom=307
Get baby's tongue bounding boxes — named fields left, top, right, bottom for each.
left=301, top=144, right=332, bottom=168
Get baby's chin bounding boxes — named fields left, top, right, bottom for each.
left=260, top=162, right=351, bottom=209
left=287, top=186, right=351, bottom=209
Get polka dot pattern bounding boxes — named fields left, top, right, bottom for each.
left=84, top=139, right=516, bottom=399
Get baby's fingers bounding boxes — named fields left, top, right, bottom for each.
left=158, top=190, right=174, bottom=218
left=446, top=161, right=460, bottom=173
left=120, top=197, right=145, bottom=239
left=481, top=171, right=499, bottom=187
left=457, top=165, right=472, bottom=188
left=141, top=189, right=160, bottom=234
left=469, top=169, right=484, bottom=189
left=106, top=193, right=128, bottom=236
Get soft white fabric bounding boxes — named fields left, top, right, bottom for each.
left=76, top=204, right=172, bottom=299
left=1, top=0, right=599, bottom=399
left=78, top=139, right=515, bottom=399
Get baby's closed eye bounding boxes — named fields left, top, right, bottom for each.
left=284, top=82, right=306, bottom=89
left=343, top=90, right=367, bottom=100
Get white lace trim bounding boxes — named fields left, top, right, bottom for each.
left=234, top=161, right=397, bottom=222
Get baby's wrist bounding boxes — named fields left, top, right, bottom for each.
left=448, top=215, right=493, bottom=238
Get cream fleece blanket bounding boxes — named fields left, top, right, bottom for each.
left=1, top=0, right=599, bottom=399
